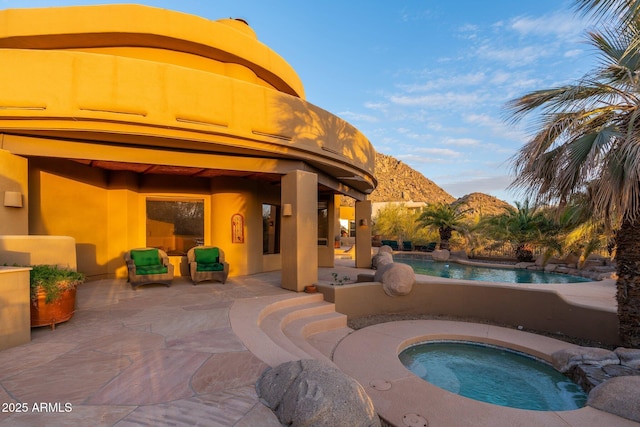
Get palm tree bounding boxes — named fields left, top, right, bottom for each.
left=418, top=203, right=471, bottom=250
left=478, top=200, right=552, bottom=261
left=506, top=0, right=640, bottom=346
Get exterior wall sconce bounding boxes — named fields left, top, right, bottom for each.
left=282, top=204, right=293, bottom=217
left=3, top=191, right=23, bottom=208
left=359, top=218, right=368, bottom=227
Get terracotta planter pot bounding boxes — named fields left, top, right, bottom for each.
left=30, top=288, right=77, bottom=329
left=304, top=285, right=318, bottom=293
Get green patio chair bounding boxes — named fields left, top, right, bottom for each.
left=123, top=248, right=174, bottom=289
left=187, top=246, right=229, bottom=285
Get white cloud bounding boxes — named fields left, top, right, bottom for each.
left=440, top=137, right=481, bottom=147
left=476, top=44, right=548, bottom=67
left=363, top=101, right=389, bottom=112
left=412, top=147, right=462, bottom=157
left=463, top=113, right=528, bottom=142
left=564, top=49, right=583, bottom=58
left=509, top=12, right=587, bottom=39
left=390, top=92, right=484, bottom=108
left=338, top=111, right=378, bottom=123
left=397, top=72, right=487, bottom=92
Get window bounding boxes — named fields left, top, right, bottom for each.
left=263, top=204, right=280, bottom=254
left=318, top=200, right=329, bottom=246
left=146, top=198, right=204, bottom=255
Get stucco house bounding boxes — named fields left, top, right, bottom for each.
left=0, top=4, right=376, bottom=291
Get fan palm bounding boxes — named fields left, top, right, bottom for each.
left=506, top=0, right=640, bottom=346
left=418, top=203, right=471, bottom=250
left=478, top=200, right=551, bottom=261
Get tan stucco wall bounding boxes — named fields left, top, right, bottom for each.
left=210, top=177, right=268, bottom=277
left=0, top=267, right=31, bottom=350
left=29, top=158, right=109, bottom=277
left=0, top=149, right=28, bottom=235
left=320, top=280, right=621, bottom=346
left=0, top=235, right=77, bottom=269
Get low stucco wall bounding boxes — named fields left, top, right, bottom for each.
left=319, top=280, right=621, bottom=346
left=0, top=235, right=77, bottom=270
left=0, top=267, right=31, bottom=350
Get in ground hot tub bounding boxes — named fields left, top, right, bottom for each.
left=399, top=340, right=587, bottom=411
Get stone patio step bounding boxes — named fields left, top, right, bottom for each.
left=259, top=300, right=337, bottom=361
left=230, top=292, right=348, bottom=367
left=306, top=327, right=354, bottom=360
left=283, top=312, right=348, bottom=362
left=256, top=292, right=325, bottom=322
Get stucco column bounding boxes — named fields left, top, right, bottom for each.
left=355, top=200, right=372, bottom=268
left=281, top=170, right=318, bottom=291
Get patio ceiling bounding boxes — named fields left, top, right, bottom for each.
left=71, top=158, right=337, bottom=193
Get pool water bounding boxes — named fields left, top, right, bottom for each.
left=395, top=256, right=589, bottom=284
left=399, top=341, right=587, bottom=411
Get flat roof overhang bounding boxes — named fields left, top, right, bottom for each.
left=1, top=132, right=370, bottom=200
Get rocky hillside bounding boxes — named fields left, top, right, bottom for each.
left=341, top=153, right=455, bottom=206
left=455, top=192, right=513, bottom=217
left=370, top=153, right=456, bottom=204
left=341, top=153, right=512, bottom=216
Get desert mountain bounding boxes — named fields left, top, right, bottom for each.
left=367, top=153, right=455, bottom=204
left=455, top=192, right=513, bottom=217
left=341, top=153, right=512, bottom=216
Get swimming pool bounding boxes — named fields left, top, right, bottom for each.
left=399, top=341, right=587, bottom=411
left=395, top=255, right=590, bottom=284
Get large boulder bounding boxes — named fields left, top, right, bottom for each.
left=582, top=253, right=608, bottom=269
left=371, top=247, right=393, bottom=270
left=431, top=249, right=450, bottom=262
left=588, top=376, right=640, bottom=422
left=256, top=359, right=380, bottom=427
left=374, top=262, right=415, bottom=296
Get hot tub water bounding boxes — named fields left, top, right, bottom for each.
left=399, top=341, right=587, bottom=411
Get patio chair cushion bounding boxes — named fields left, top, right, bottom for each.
left=131, top=249, right=161, bottom=267
left=130, top=249, right=168, bottom=275
left=194, top=247, right=219, bottom=264
left=196, top=262, right=225, bottom=272
left=136, top=264, right=169, bottom=275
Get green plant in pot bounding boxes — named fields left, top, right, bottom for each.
left=30, top=265, right=85, bottom=329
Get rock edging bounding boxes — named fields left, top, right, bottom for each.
left=552, top=346, right=640, bottom=422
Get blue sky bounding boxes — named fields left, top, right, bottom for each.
left=1, top=1, right=598, bottom=203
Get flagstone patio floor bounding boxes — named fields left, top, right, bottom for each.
left=0, top=269, right=292, bottom=427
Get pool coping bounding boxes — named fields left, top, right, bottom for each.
left=332, top=320, right=636, bottom=427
